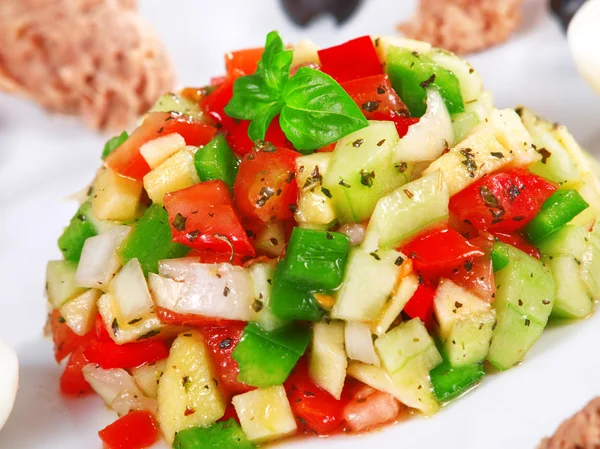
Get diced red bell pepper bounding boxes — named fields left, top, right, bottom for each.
left=225, top=47, right=264, bottom=75
left=403, top=283, right=437, bottom=328
left=98, top=411, right=159, bottom=449
left=84, top=338, right=169, bottom=369
left=446, top=256, right=496, bottom=302
left=199, top=323, right=253, bottom=396
left=94, top=313, right=113, bottom=342
left=218, top=404, right=240, bottom=424
left=318, top=36, right=383, bottom=83
left=284, top=359, right=345, bottom=435
left=60, top=347, right=92, bottom=395
left=402, top=227, right=484, bottom=278
left=156, top=307, right=236, bottom=328
left=493, top=231, right=541, bottom=259
left=49, top=309, right=91, bottom=363
left=224, top=118, right=292, bottom=156
left=164, top=180, right=255, bottom=257
left=105, top=112, right=217, bottom=181
left=341, top=74, right=408, bottom=120
left=449, top=169, right=557, bottom=233
left=234, top=147, right=299, bottom=222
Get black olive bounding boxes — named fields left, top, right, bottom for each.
left=280, top=0, right=363, bottom=26
left=550, top=0, right=588, bottom=29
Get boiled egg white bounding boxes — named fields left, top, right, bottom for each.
left=0, top=340, right=18, bottom=430
left=568, top=0, right=600, bottom=94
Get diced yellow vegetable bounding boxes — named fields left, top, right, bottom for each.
left=143, top=147, right=199, bottom=205
left=309, top=321, right=347, bottom=399
left=97, top=293, right=164, bottom=344
left=132, top=360, right=166, bottom=398
left=92, top=168, right=143, bottom=221
left=157, top=332, right=226, bottom=444
left=46, top=260, right=87, bottom=309
left=59, top=289, right=101, bottom=336
left=423, top=127, right=513, bottom=195
left=347, top=361, right=403, bottom=400
left=371, top=272, right=419, bottom=336
left=292, top=39, right=320, bottom=67
left=294, top=153, right=336, bottom=225
left=232, top=386, right=297, bottom=444
left=140, top=133, right=186, bottom=169
left=372, top=35, right=432, bottom=63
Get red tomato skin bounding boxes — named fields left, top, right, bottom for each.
left=50, top=309, right=91, bottom=363
left=234, top=147, right=299, bottom=222
left=199, top=324, right=253, bottom=396
left=284, top=359, right=345, bottom=435
left=164, top=180, right=255, bottom=257
left=84, top=338, right=169, bottom=370
left=318, top=36, right=383, bottom=83
left=403, top=283, right=437, bottom=328
left=225, top=47, right=264, bottom=75
left=60, top=347, right=92, bottom=395
left=105, top=112, right=216, bottom=181
left=341, top=74, right=407, bottom=120
left=201, top=70, right=244, bottom=124
left=446, top=256, right=496, bottom=302
left=401, top=227, right=484, bottom=278
left=449, top=169, right=557, bottom=233
left=98, top=411, right=159, bottom=449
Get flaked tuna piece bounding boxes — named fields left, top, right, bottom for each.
left=0, top=0, right=174, bottom=130
left=538, top=398, right=600, bottom=449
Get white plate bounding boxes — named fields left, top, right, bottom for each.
left=1, top=0, right=599, bottom=448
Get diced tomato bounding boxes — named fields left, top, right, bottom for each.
left=164, top=180, right=256, bottom=257
left=156, top=307, right=236, bottom=328
left=449, top=169, right=557, bottom=233
left=60, top=347, right=92, bottom=395
left=401, top=227, right=484, bottom=278
left=200, top=323, right=253, bottom=396
left=341, top=74, right=407, bottom=120
left=318, top=36, right=383, bottom=83
left=317, top=142, right=336, bottom=153
left=234, top=147, right=299, bottom=222
left=403, top=282, right=437, bottom=328
left=493, top=231, right=541, bottom=259
left=446, top=256, right=496, bottom=302
left=390, top=116, right=419, bottom=138
left=98, top=411, right=159, bottom=449
left=49, top=310, right=91, bottom=363
left=218, top=403, right=240, bottom=424
left=105, top=112, right=217, bottom=181
left=342, top=385, right=401, bottom=432
left=201, top=70, right=244, bottom=124
left=185, top=248, right=250, bottom=266
left=224, top=118, right=292, bottom=156
left=225, top=47, right=264, bottom=75
left=285, top=359, right=345, bottom=435
left=84, top=338, right=169, bottom=369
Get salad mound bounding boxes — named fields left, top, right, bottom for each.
left=47, top=31, right=600, bottom=449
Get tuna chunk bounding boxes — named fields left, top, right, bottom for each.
left=538, top=398, right=600, bottom=449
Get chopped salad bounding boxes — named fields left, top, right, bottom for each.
left=46, top=31, right=600, bottom=449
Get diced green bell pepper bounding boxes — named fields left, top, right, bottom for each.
left=173, top=419, right=255, bottom=449
left=525, top=189, right=589, bottom=243
left=269, top=263, right=324, bottom=321
left=118, top=204, right=189, bottom=274
left=386, top=47, right=464, bottom=117
left=430, top=358, right=485, bottom=402
left=491, top=243, right=510, bottom=272
left=58, top=201, right=98, bottom=262
left=280, top=228, right=349, bottom=291
left=101, top=131, right=128, bottom=160
left=194, top=134, right=240, bottom=189
left=233, top=322, right=310, bottom=387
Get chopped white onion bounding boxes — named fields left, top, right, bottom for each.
left=76, top=226, right=131, bottom=288
left=345, top=321, right=380, bottom=366
left=175, top=263, right=256, bottom=321
left=393, top=88, right=454, bottom=162
left=111, top=390, right=157, bottom=417
left=110, top=258, right=154, bottom=322
left=338, top=222, right=366, bottom=246
left=158, top=257, right=202, bottom=281
left=148, top=273, right=184, bottom=310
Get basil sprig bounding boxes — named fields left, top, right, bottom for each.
left=224, top=31, right=368, bottom=152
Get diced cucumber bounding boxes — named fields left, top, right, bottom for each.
left=375, top=318, right=442, bottom=415
left=371, top=272, right=419, bottom=336
left=331, top=247, right=403, bottom=322
left=570, top=172, right=600, bottom=227
left=430, top=359, right=484, bottom=403
left=131, top=360, right=166, bottom=398
left=372, top=36, right=432, bottom=64
left=345, top=321, right=380, bottom=366
left=150, top=93, right=204, bottom=121
left=430, top=49, right=483, bottom=103
left=322, top=121, right=412, bottom=223
left=46, top=260, right=88, bottom=309
left=249, top=262, right=287, bottom=331
left=543, top=255, right=593, bottom=318
left=487, top=243, right=555, bottom=370
left=581, top=237, right=600, bottom=300
left=363, top=171, right=449, bottom=251
left=254, top=221, right=286, bottom=258
left=58, top=201, right=98, bottom=262
left=310, top=321, right=347, bottom=399
left=173, top=420, right=255, bottom=449
left=386, top=47, right=464, bottom=117
left=451, top=111, right=480, bottom=143
left=295, top=153, right=336, bottom=225
left=434, top=279, right=496, bottom=367
left=143, top=147, right=200, bottom=205
left=536, top=224, right=588, bottom=259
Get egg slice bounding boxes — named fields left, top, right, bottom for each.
left=568, top=0, right=600, bottom=94
left=0, top=340, right=18, bottom=430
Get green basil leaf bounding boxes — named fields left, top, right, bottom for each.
left=248, top=102, right=282, bottom=141
left=280, top=67, right=369, bottom=151
left=224, top=75, right=280, bottom=120
left=257, top=31, right=292, bottom=92
left=101, top=131, right=128, bottom=160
